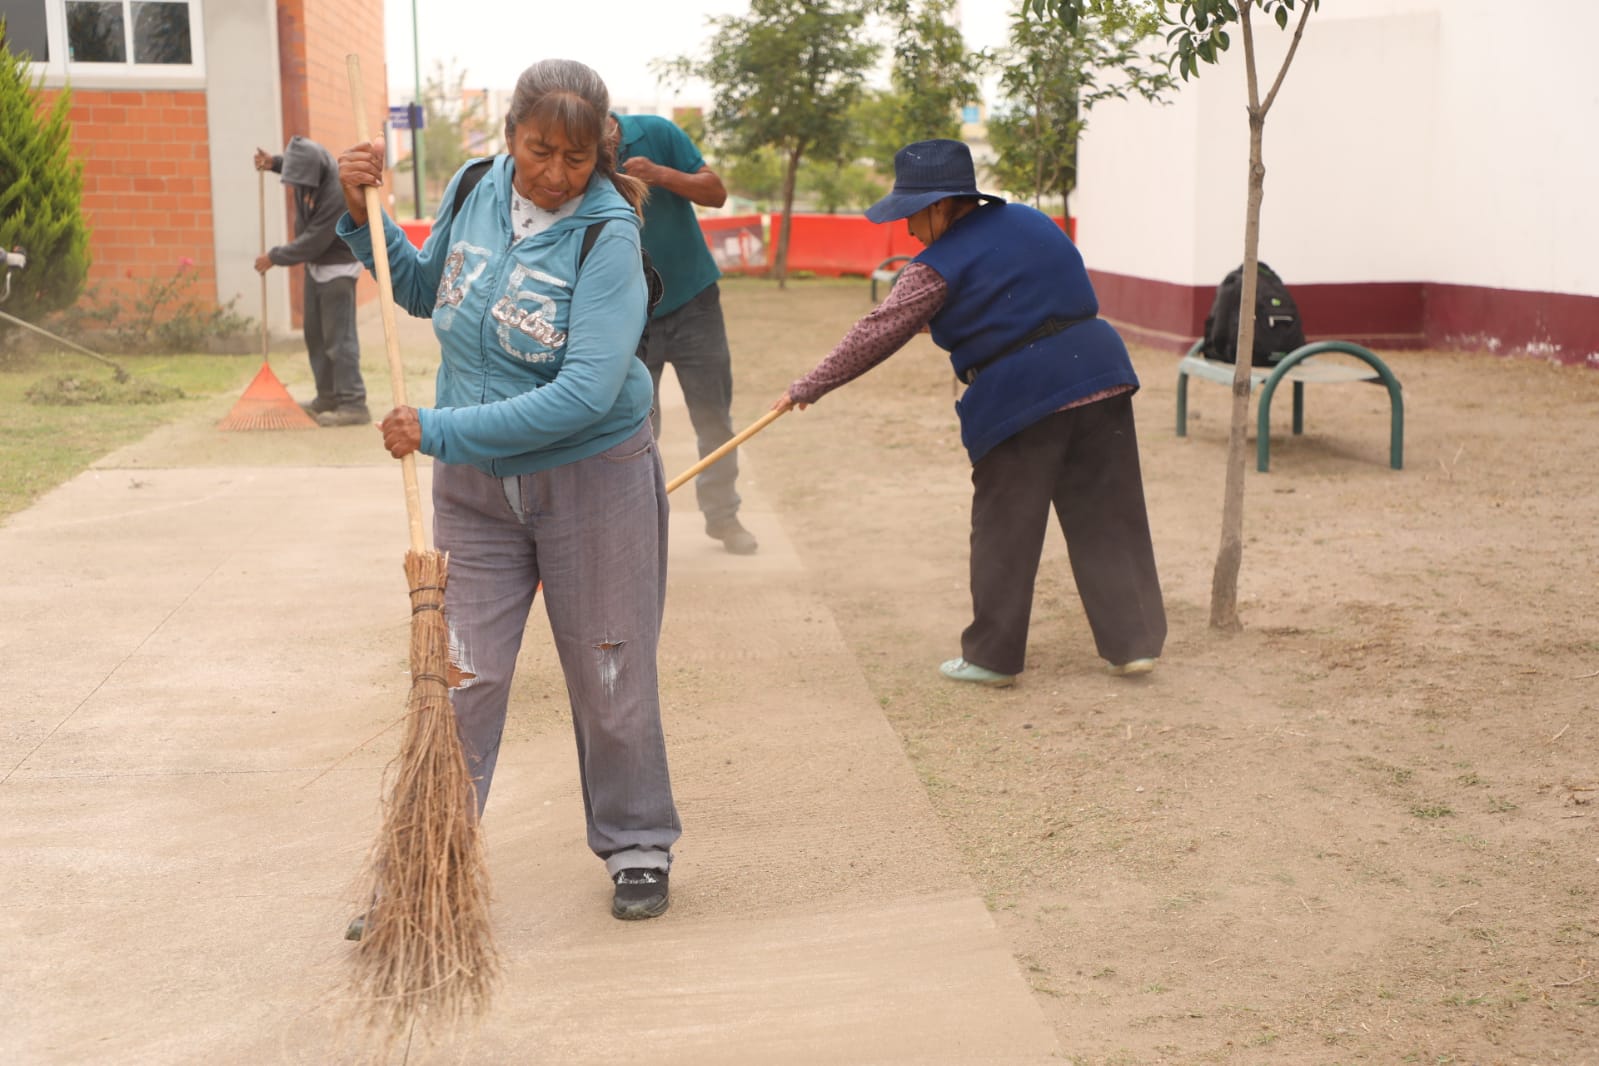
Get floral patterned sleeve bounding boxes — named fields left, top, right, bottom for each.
left=787, top=261, right=947, bottom=405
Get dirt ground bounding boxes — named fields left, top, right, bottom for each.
left=714, top=278, right=1598, bottom=1065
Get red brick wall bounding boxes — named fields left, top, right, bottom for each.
left=50, top=89, right=215, bottom=309
left=278, top=0, right=387, bottom=318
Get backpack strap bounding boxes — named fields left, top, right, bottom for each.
left=577, top=219, right=663, bottom=315
left=578, top=219, right=607, bottom=268
left=448, top=157, right=495, bottom=223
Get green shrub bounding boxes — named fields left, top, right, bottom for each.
left=0, top=20, right=91, bottom=324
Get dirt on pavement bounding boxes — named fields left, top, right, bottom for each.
left=717, top=278, right=1598, bottom=1066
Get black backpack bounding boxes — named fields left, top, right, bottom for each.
left=449, top=157, right=663, bottom=317
left=1201, top=261, right=1306, bottom=367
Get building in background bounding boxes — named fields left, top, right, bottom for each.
left=10, top=0, right=387, bottom=334
left=1073, top=0, right=1598, bottom=363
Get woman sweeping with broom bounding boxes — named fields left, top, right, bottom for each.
left=773, top=139, right=1167, bottom=689
left=335, top=58, right=680, bottom=924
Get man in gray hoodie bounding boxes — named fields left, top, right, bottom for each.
left=254, top=136, right=369, bottom=426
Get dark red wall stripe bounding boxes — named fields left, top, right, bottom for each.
left=1089, top=269, right=1598, bottom=365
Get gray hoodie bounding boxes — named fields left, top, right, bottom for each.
left=267, top=136, right=358, bottom=269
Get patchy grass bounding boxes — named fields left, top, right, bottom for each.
left=0, top=351, right=252, bottom=522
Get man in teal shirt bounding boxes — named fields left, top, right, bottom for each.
left=609, top=112, right=757, bottom=554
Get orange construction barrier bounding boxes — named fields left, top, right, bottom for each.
left=379, top=213, right=1076, bottom=278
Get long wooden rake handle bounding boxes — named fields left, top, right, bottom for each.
left=258, top=171, right=269, bottom=363
left=347, top=54, right=427, bottom=553
left=666, top=408, right=784, bottom=494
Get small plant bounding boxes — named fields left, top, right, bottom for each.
left=39, top=258, right=253, bottom=355
left=117, top=258, right=253, bottom=353
left=1412, top=803, right=1454, bottom=819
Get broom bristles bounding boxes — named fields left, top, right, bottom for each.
left=349, top=549, right=498, bottom=1039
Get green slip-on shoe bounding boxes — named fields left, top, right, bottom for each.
left=1107, top=657, right=1157, bottom=677
left=939, top=657, right=1016, bottom=688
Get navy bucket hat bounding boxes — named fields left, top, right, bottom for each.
left=865, top=139, right=1004, bottom=224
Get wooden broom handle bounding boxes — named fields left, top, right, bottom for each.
left=347, top=54, right=426, bottom=553
left=666, top=408, right=784, bottom=495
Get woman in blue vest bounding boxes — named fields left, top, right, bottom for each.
left=774, top=139, right=1166, bottom=687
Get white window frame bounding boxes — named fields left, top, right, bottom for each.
left=19, top=0, right=206, bottom=90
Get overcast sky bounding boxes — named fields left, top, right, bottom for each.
left=382, top=0, right=1018, bottom=109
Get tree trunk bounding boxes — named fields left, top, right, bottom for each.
left=1208, top=110, right=1265, bottom=632
left=1207, top=1, right=1314, bottom=631
left=1208, top=5, right=1267, bottom=632
left=774, top=144, right=803, bottom=290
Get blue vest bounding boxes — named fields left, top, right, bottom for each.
left=915, top=202, right=1140, bottom=462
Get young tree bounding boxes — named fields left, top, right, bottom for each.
left=847, top=89, right=910, bottom=175
left=880, top=0, right=983, bottom=151
left=723, top=146, right=786, bottom=210
left=987, top=7, right=1173, bottom=217
left=801, top=156, right=883, bottom=213
left=0, top=22, right=90, bottom=324
left=707, top=118, right=880, bottom=214
left=664, top=0, right=879, bottom=286
left=420, top=60, right=491, bottom=202
left=389, top=59, right=491, bottom=214
left=673, top=108, right=710, bottom=151
left=1027, top=0, right=1317, bottom=631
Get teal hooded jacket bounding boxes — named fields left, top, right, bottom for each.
left=337, top=156, right=652, bottom=475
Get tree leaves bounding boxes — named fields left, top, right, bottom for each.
left=1032, top=0, right=1314, bottom=79
left=0, top=30, right=90, bottom=322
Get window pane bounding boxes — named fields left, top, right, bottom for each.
left=67, top=1, right=127, bottom=63
left=132, top=1, right=190, bottom=65
left=1, top=0, right=51, bottom=62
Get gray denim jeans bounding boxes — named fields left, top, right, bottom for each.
left=303, top=272, right=366, bottom=409
left=432, top=422, right=680, bottom=875
left=640, top=282, right=741, bottom=528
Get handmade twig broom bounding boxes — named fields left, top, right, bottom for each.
left=344, top=54, right=497, bottom=1041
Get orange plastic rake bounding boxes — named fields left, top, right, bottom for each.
left=217, top=171, right=317, bottom=431
left=217, top=361, right=318, bottom=431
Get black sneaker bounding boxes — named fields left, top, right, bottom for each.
left=299, top=396, right=337, bottom=416
left=315, top=404, right=372, bottom=428
left=611, top=868, right=669, bottom=920
left=707, top=517, right=757, bottom=556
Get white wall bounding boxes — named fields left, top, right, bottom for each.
left=203, top=0, right=288, bottom=340
left=1425, top=0, right=1599, bottom=295
left=1074, top=0, right=1599, bottom=299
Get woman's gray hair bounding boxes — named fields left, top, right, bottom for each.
left=503, top=59, right=645, bottom=213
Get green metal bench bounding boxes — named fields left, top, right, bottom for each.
left=869, top=254, right=913, bottom=302
left=1175, top=340, right=1404, bottom=472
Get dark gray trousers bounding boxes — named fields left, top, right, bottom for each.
left=962, top=394, right=1167, bottom=675
left=432, top=423, right=680, bottom=876
left=303, top=272, right=366, bottom=408
left=640, top=283, right=741, bottom=528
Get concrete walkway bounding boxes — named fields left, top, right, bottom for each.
left=0, top=314, right=1063, bottom=1064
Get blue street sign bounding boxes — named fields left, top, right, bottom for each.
left=388, top=104, right=426, bottom=130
